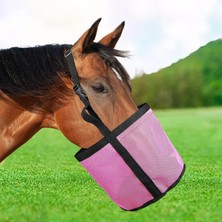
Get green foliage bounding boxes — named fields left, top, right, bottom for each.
left=132, top=39, right=222, bottom=108
left=0, top=107, right=222, bottom=222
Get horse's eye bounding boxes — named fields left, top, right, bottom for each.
left=92, top=83, right=108, bottom=94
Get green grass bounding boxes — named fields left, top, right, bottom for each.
left=0, top=107, right=222, bottom=222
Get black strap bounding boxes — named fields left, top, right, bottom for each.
left=65, top=49, right=162, bottom=198
left=64, top=49, right=80, bottom=86
left=81, top=107, right=111, bottom=136
left=65, top=49, right=90, bottom=108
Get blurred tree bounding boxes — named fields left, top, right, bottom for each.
left=132, top=39, right=222, bottom=108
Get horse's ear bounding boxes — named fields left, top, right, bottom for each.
left=73, top=18, right=101, bottom=54
left=99, top=21, right=125, bottom=48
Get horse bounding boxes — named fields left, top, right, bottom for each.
left=0, top=18, right=138, bottom=162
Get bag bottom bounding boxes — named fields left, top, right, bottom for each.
left=122, top=164, right=186, bottom=211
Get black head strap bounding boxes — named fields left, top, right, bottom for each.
left=65, top=49, right=90, bottom=107
left=65, top=49, right=111, bottom=136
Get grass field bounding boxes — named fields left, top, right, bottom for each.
left=0, top=107, right=221, bottom=222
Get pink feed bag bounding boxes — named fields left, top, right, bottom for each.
left=75, top=104, right=185, bottom=211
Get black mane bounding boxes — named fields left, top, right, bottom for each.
left=0, top=43, right=129, bottom=106
left=0, top=44, right=71, bottom=96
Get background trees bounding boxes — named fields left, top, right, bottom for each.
left=132, top=39, right=222, bottom=108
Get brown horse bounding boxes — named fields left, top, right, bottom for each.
left=0, top=19, right=137, bottom=162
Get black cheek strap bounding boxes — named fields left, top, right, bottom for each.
left=64, top=49, right=111, bottom=136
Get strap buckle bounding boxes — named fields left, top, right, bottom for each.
left=73, top=84, right=89, bottom=107
left=73, top=84, right=86, bottom=97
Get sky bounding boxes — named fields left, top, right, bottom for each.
left=0, top=0, right=222, bottom=77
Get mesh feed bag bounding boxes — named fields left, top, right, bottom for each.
left=75, top=104, right=185, bottom=211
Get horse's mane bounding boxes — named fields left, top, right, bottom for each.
left=0, top=44, right=71, bottom=96
left=0, top=43, right=130, bottom=111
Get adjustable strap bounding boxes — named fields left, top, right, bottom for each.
left=65, top=49, right=110, bottom=135
left=65, top=49, right=90, bottom=108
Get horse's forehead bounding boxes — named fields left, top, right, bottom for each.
left=87, top=54, right=106, bottom=68
left=77, top=54, right=109, bottom=77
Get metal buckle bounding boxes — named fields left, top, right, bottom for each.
left=64, top=49, right=72, bottom=58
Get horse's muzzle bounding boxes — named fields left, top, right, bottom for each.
left=75, top=104, right=185, bottom=211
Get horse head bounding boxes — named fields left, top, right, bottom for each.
left=55, top=19, right=137, bottom=148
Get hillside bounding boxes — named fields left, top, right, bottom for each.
left=132, top=39, right=222, bottom=108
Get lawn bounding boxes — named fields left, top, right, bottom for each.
left=0, top=107, right=221, bottom=222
